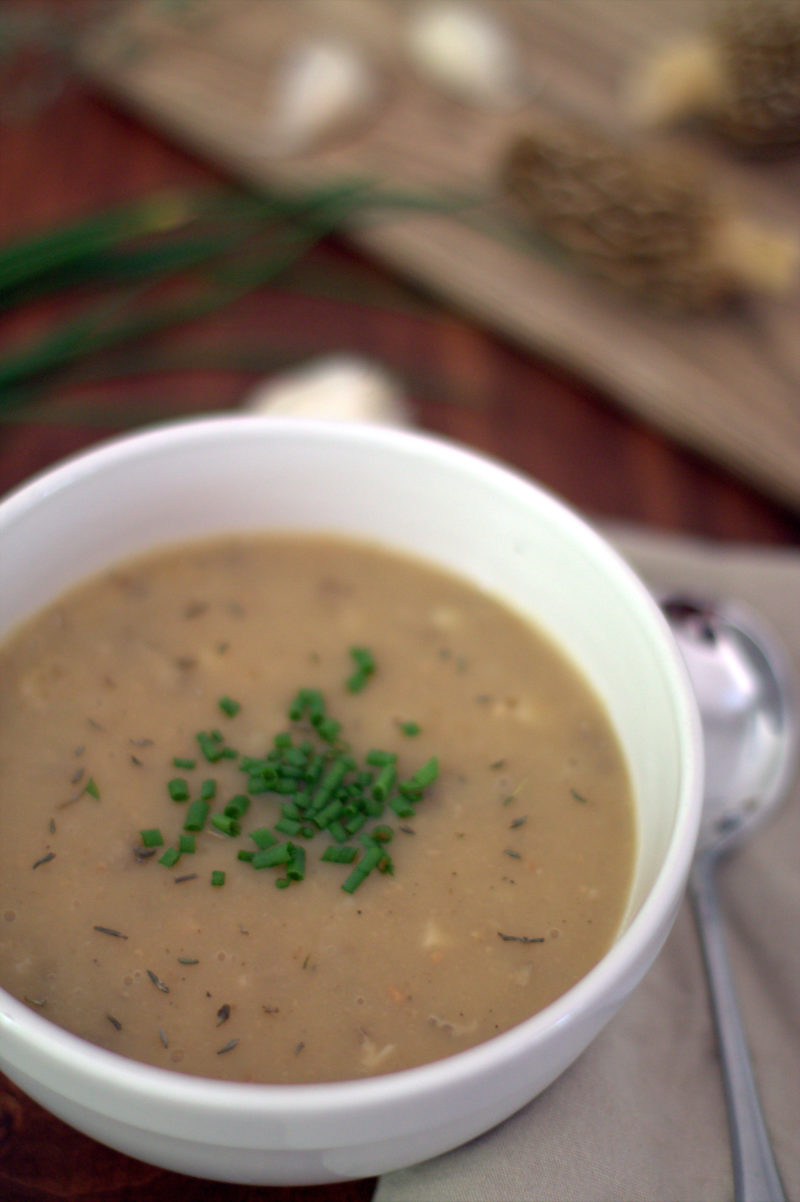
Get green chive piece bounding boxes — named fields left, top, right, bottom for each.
left=389, top=796, right=416, bottom=818
left=314, top=715, right=341, bottom=743
left=250, top=827, right=278, bottom=851
left=274, top=816, right=301, bottom=836
left=159, top=847, right=181, bottom=868
left=313, top=799, right=343, bottom=829
left=168, top=778, right=190, bottom=802
left=371, top=825, right=394, bottom=843
left=218, top=695, right=241, bottom=717
left=346, top=646, right=376, bottom=693
left=210, top=813, right=240, bottom=837
left=183, top=799, right=209, bottom=832
left=224, top=793, right=250, bottom=819
left=178, top=833, right=196, bottom=854
left=196, top=731, right=226, bottom=762
left=172, top=757, right=196, bottom=770
left=342, top=844, right=383, bottom=893
left=327, top=819, right=349, bottom=843
left=247, top=774, right=271, bottom=794
left=407, top=756, right=439, bottom=789
left=287, top=844, right=306, bottom=881
left=372, top=762, right=396, bottom=802
left=399, top=720, right=421, bottom=736
left=84, top=777, right=100, bottom=799
left=252, top=843, right=292, bottom=869
left=140, top=828, right=164, bottom=847
left=366, top=749, right=396, bottom=766
left=200, top=778, right=217, bottom=800
left=211, top=870, right=226, bottom=887
left=237, top=849, right=254, bottom=862
left=321, top=845, right=358, bottom=864
left=275, top=877, right=291, bottom=889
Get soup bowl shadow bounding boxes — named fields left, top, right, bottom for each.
left=0, top=416, right=702, bottom=1185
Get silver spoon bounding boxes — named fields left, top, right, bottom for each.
left=661, top=595, right=798, bottom=1202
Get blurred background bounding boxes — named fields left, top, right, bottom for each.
left=2, top=2, right=800, bottom=1200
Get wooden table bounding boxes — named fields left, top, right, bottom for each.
left=1, top=8, right=799, bottom=1202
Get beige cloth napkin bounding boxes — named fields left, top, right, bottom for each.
left=375, top=526, right=800, bottom=1202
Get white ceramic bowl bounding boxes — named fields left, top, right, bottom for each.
left=0, top=417, right=702, bottom=1185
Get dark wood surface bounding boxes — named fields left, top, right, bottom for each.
left=2, top=7, right=800, bottom=1202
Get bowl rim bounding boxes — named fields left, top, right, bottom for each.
left=0, top=415, right=703, bottom=1121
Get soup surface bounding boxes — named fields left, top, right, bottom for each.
left=0, top=534, right=635, bottom=1083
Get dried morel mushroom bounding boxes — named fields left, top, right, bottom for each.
left=500, top=112, right=798, bottom=311
left=625, top=0, right=800, bottom=154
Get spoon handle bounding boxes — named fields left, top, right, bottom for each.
left=689, top=851, right=786, bottom=1202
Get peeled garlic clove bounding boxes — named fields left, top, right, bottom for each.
left=241, top=355, right=411, bottom=426
left=405, top=2, right=524, bottom=109
left=265, top=37, right=380, bottom=157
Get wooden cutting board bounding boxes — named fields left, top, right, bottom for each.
left=78, top=0, right=800, bottom=511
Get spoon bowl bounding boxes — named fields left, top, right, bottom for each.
left=662, top=594, right=798, bottom=1202
left=662, top=596, right=798, bottom=857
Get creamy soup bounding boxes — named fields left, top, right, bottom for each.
left=0, top=534, right=635, bottom=1083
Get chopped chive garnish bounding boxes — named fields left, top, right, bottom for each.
left=406, top=756, right=438, bottom=789
left=140, top=828, right=164, bottom=847
left=168, top=778, right=190, bottom=802
left=196, top=731, right=226, bottom=762
left=341, top=844, right=383, bottom=893
left=84, top=777, right=100, bottom=799
left=398, top=720, right=421, bottom=736
left=224, top=793, right=250, bottom=819
left=344, top=812, right=367, bottom=835
left=389, top=795, right=416, bottom=818
left=327, top=819, right=349, bottom=843
left=287, top=845, right=306, bottom=881
left=275, top=816, right=302, bottom=836
left=346, top=645, right=376, bottom=693
left=321, top=845, right=358, bottom=863
left=314, top=715, right=341, bottom=743
left=250, top=827, right=278, bottom=850
left=183, top=799, right=209, bottom=832
left=210, top=813, right=240, bottom=837
left=372, top=762, right=396, bottom=802
left=251, top=842, right=292, bottom=869
left=154, top=671, right=441, bottom=895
